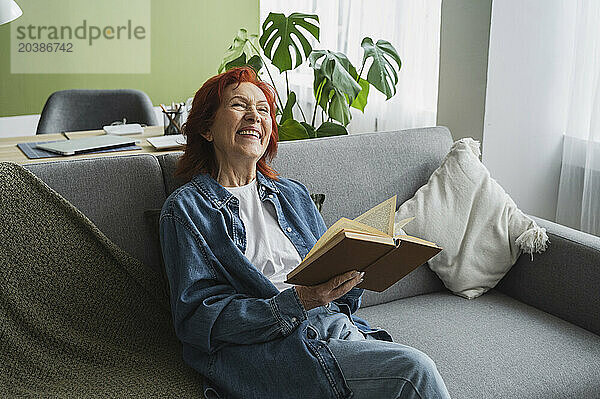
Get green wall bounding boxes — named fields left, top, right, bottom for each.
left=0, top=0, right=260, bottom=117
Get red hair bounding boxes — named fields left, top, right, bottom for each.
left=175, top=66, right=279, bottom=182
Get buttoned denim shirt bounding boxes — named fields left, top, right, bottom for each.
left=159, top=171, right=391, bottom=399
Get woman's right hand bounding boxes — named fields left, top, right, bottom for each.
left=294, top=270, right=365, bottom=311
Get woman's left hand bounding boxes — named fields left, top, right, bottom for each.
left=294, top=270, right=365, bottom=311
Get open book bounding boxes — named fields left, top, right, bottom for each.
left=285, top=196, right=442, bottom=292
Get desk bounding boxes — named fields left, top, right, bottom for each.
left=0, top=126, right=182, bottom=165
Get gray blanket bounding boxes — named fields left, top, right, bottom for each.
left=0, top=162, right=203, bottom=397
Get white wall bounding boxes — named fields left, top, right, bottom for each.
left=482, top=0, right=576, bottom=221
left=0, top=115, right=40, bottom=138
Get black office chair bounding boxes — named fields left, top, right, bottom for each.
left=36, top=89, right=158, bottom=134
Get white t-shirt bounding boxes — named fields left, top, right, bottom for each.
left=225, top=179, right=302, bottom=291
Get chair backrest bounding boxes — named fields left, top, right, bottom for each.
left=36, top=89, right=158, bottom=134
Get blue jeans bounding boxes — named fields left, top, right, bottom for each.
left=308, top=304, right=451, bottom=399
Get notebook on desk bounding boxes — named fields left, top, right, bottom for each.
left=35, top=135, right=140, bottom=156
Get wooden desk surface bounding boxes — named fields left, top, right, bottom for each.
left=0, top=126, right=183, bottom=165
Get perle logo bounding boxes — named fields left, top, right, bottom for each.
left=15, top=19, right=147, bottom=46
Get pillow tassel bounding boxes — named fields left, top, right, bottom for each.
left=515, top=225, right=549, bottom=261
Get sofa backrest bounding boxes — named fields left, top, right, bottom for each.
left=25, top=155, right=167, bottom=275
left=158, top=126, right=453, bottom=306
left=274, top=127, right=453, bottom=225
left=24, top=126, right=453, bottom=307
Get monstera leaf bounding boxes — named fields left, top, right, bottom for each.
left=301, top=122, right=316, bottom=138
left=309, top=51, right=361, bottom=126
left=260, top=12, right=319, bottom=72
left=313, top=71, right=330, bottom=112
left=218, top=29, right=261, bottom=73
left=316, top=121, right=348, bottom=137
left=279, top=119, right=346, bottom=140
left=278, top=119, right=309, bottom=141
left=309, top=50, right=361, bottom=104
left=350, top=78, right=370, bottom=112
left=312, top=69, right=353, bottom=126
left=360, top=38, right=402, bottom=99
left=280, top=91, right=296, bottom=124
left=223, top=54, right=264, bottom=73
left=246, top=55, right=264, bottom=73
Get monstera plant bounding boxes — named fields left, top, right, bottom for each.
left=218, top=12, right=402, bottom=141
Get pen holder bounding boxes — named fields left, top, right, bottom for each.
left=162, top=106, right=185, bottom=135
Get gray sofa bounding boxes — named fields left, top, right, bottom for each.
left=25, top=126, right=600, bottom=398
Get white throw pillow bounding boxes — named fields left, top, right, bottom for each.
left=395, top=138, right=549, bottom=299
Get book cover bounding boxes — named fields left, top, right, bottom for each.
left=285, top=196, right=442, bottom=292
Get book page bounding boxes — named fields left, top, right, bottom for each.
left=303, top=217, right=388, bottom=261
left=353, top=196, right=397, bottom=236
left=395, top=234, right=441, bottom=248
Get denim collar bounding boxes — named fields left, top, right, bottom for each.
left=191, top=170, right=279, bottom=209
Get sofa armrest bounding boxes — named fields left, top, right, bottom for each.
left=496, top=215, right=600, bottom=336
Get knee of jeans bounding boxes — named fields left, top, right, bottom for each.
left=404, top=347, right=438, bottom=374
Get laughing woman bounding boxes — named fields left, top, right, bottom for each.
left=159, top=67, right=450, bottom=399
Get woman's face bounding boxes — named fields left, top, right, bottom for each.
left=204, top=82, right=273, bottom=168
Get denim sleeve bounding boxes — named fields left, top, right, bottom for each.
left=333, top=287, right=364, bottom=314
left=160, top=213, right=308, bottom=354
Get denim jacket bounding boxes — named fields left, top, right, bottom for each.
left=159, top=171, right=391, bottom=399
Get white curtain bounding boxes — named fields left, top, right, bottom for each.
left=556, top=0, right=600, bottom=236
left=259, top=0, right=441, bottom=133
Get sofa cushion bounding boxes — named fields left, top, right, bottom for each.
left=25, top=154, right=167, bottom=275
left=356, top=290, right=600, bottom=398
left=157, top=152, right=186, bottom=195
left=395, top=138, right=548, bottom=299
